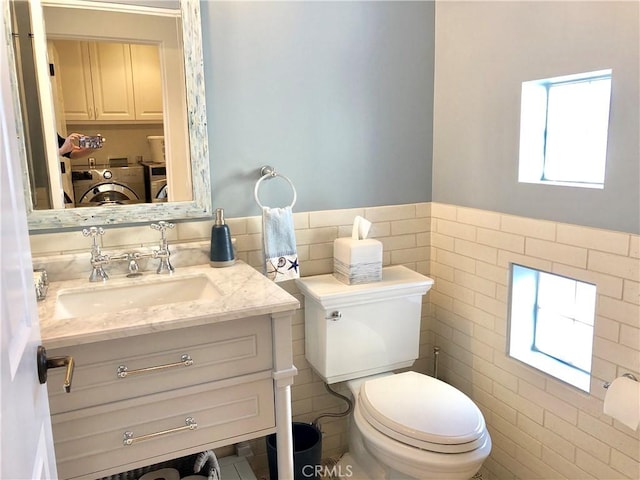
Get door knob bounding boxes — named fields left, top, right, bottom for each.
left=37, top=345, right=75, bottom=393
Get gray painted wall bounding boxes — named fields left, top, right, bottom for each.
left=201, top=1, right=638, bottom=234
left=432, top=1, right=640, bottom=234
left=201, top=1, right=435, bottom=218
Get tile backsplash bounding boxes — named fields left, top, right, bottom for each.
left=30, top=202, right=639, bottom=479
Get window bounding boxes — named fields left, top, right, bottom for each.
left=508, top=264, right=596, bottom=392
left=518, top=70, right=612, bottom=189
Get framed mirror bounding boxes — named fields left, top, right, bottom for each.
left=5, top=0, right=211, bottom=231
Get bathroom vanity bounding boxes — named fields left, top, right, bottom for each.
left=38, top=262, right=299, bottom=480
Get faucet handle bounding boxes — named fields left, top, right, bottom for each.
left=150, top=221, right=175, bottom=239
left=82, top=226, right=105, bottom=238
left=82, top=227, right=105, bottom=249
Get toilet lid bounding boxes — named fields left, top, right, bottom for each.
left=358, top=371, right=487, bottom=453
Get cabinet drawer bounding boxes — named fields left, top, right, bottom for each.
left=47, top=316, right=272, bottom=414
left=52, top=375, right=275, bottom=480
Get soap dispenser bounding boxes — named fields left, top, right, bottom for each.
left=210, top=208, right=235, bottom=267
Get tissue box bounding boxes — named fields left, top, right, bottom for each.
left=333, top=237, right=383, bottom=285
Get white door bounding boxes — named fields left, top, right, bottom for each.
left=0, top=17, right=58, bottom=479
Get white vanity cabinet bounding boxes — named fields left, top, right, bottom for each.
left=39, top=263, right=299, bottom=480
left=47, top=315, right=279, bottom=479
left=53, top=40, right=162, bottom=123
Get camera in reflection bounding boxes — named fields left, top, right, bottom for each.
left=78, top=134, right=106, bottom=149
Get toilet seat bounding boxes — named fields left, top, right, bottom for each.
left=358, top=371, right=487, bottom=453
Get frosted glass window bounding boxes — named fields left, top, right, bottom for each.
left=509, top=264, right=596, bottom=392
left=518, top=70, right=612, bottom=189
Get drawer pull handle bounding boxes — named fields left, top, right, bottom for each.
left=123, top=417, right=197, bottom=446
left=117, top=354, right=193, bottom=378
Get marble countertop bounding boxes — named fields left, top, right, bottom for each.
left=39, top=261, right=299, bottom=350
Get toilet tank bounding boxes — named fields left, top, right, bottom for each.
left=296, top=266, right=434, bottom=384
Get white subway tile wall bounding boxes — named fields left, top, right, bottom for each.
left=29, top=202, right=639, bottom=479
left=430, top=203, right=640, bottom=480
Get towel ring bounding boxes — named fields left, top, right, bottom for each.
left=254, top=166, right=297, bottom=209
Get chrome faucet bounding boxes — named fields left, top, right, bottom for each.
left=82, top=227, right=109, bottom=282
left=128, top=256, right=141, bottom=277
left=150, top=221, right=175, bottom=274
left=82, top=224, right=176, bottom=281
left=110, top=252, right=142, bottom=278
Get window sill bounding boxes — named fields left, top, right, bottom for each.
left=511, top=349, right=590, bottom=392
left=518, top=179, right=604, bottom=190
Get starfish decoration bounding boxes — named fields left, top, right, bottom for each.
left=288, top=257, right=299, bottom=272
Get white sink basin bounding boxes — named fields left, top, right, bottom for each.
left=54, top=274, right=221, bottom=319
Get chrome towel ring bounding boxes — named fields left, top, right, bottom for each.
left=254, top=165, right=297, bottom=209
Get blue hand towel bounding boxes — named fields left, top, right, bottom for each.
left=262, top=206, right=299, bottom=282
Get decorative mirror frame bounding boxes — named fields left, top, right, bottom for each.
left=4, top=0, right=212, bottom=231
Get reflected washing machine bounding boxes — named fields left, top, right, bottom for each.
left=72, top=166, right=146, bottom=206
left=142, top=163, right=167, bottom=203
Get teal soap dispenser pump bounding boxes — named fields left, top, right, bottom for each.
left=209, top=208, right=235, bottom=267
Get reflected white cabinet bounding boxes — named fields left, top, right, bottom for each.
left=53, top=40, right=162, bottom=123
left=130, top=44, right=163, bottom=121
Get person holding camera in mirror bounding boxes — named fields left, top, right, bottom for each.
left=58, top=132, right=104, bottom=159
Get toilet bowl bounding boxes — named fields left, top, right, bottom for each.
left=296, top=266, right=492, bottom=480
left=339, top=371, right=491, bottom=479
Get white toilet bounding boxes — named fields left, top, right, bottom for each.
left=296, top=266, right=492, bottom=480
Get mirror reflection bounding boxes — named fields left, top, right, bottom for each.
left=43, top=2, right=191, bottom=209
left=12, top=0, right=196, bottom=215
left=50, top=39, right=172, bottom=208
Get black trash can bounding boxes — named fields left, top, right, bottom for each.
left=266, top=422, right=322, bottom=480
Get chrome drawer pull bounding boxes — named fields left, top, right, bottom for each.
left=117, top=354, right=193, bottom=378
left=123, top=417, right=197, bottom=446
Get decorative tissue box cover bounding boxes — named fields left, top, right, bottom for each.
left=333, top=237, right=383, bottom=285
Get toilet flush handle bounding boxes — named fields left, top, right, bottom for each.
left=326, top=311, right=342, bottom=321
